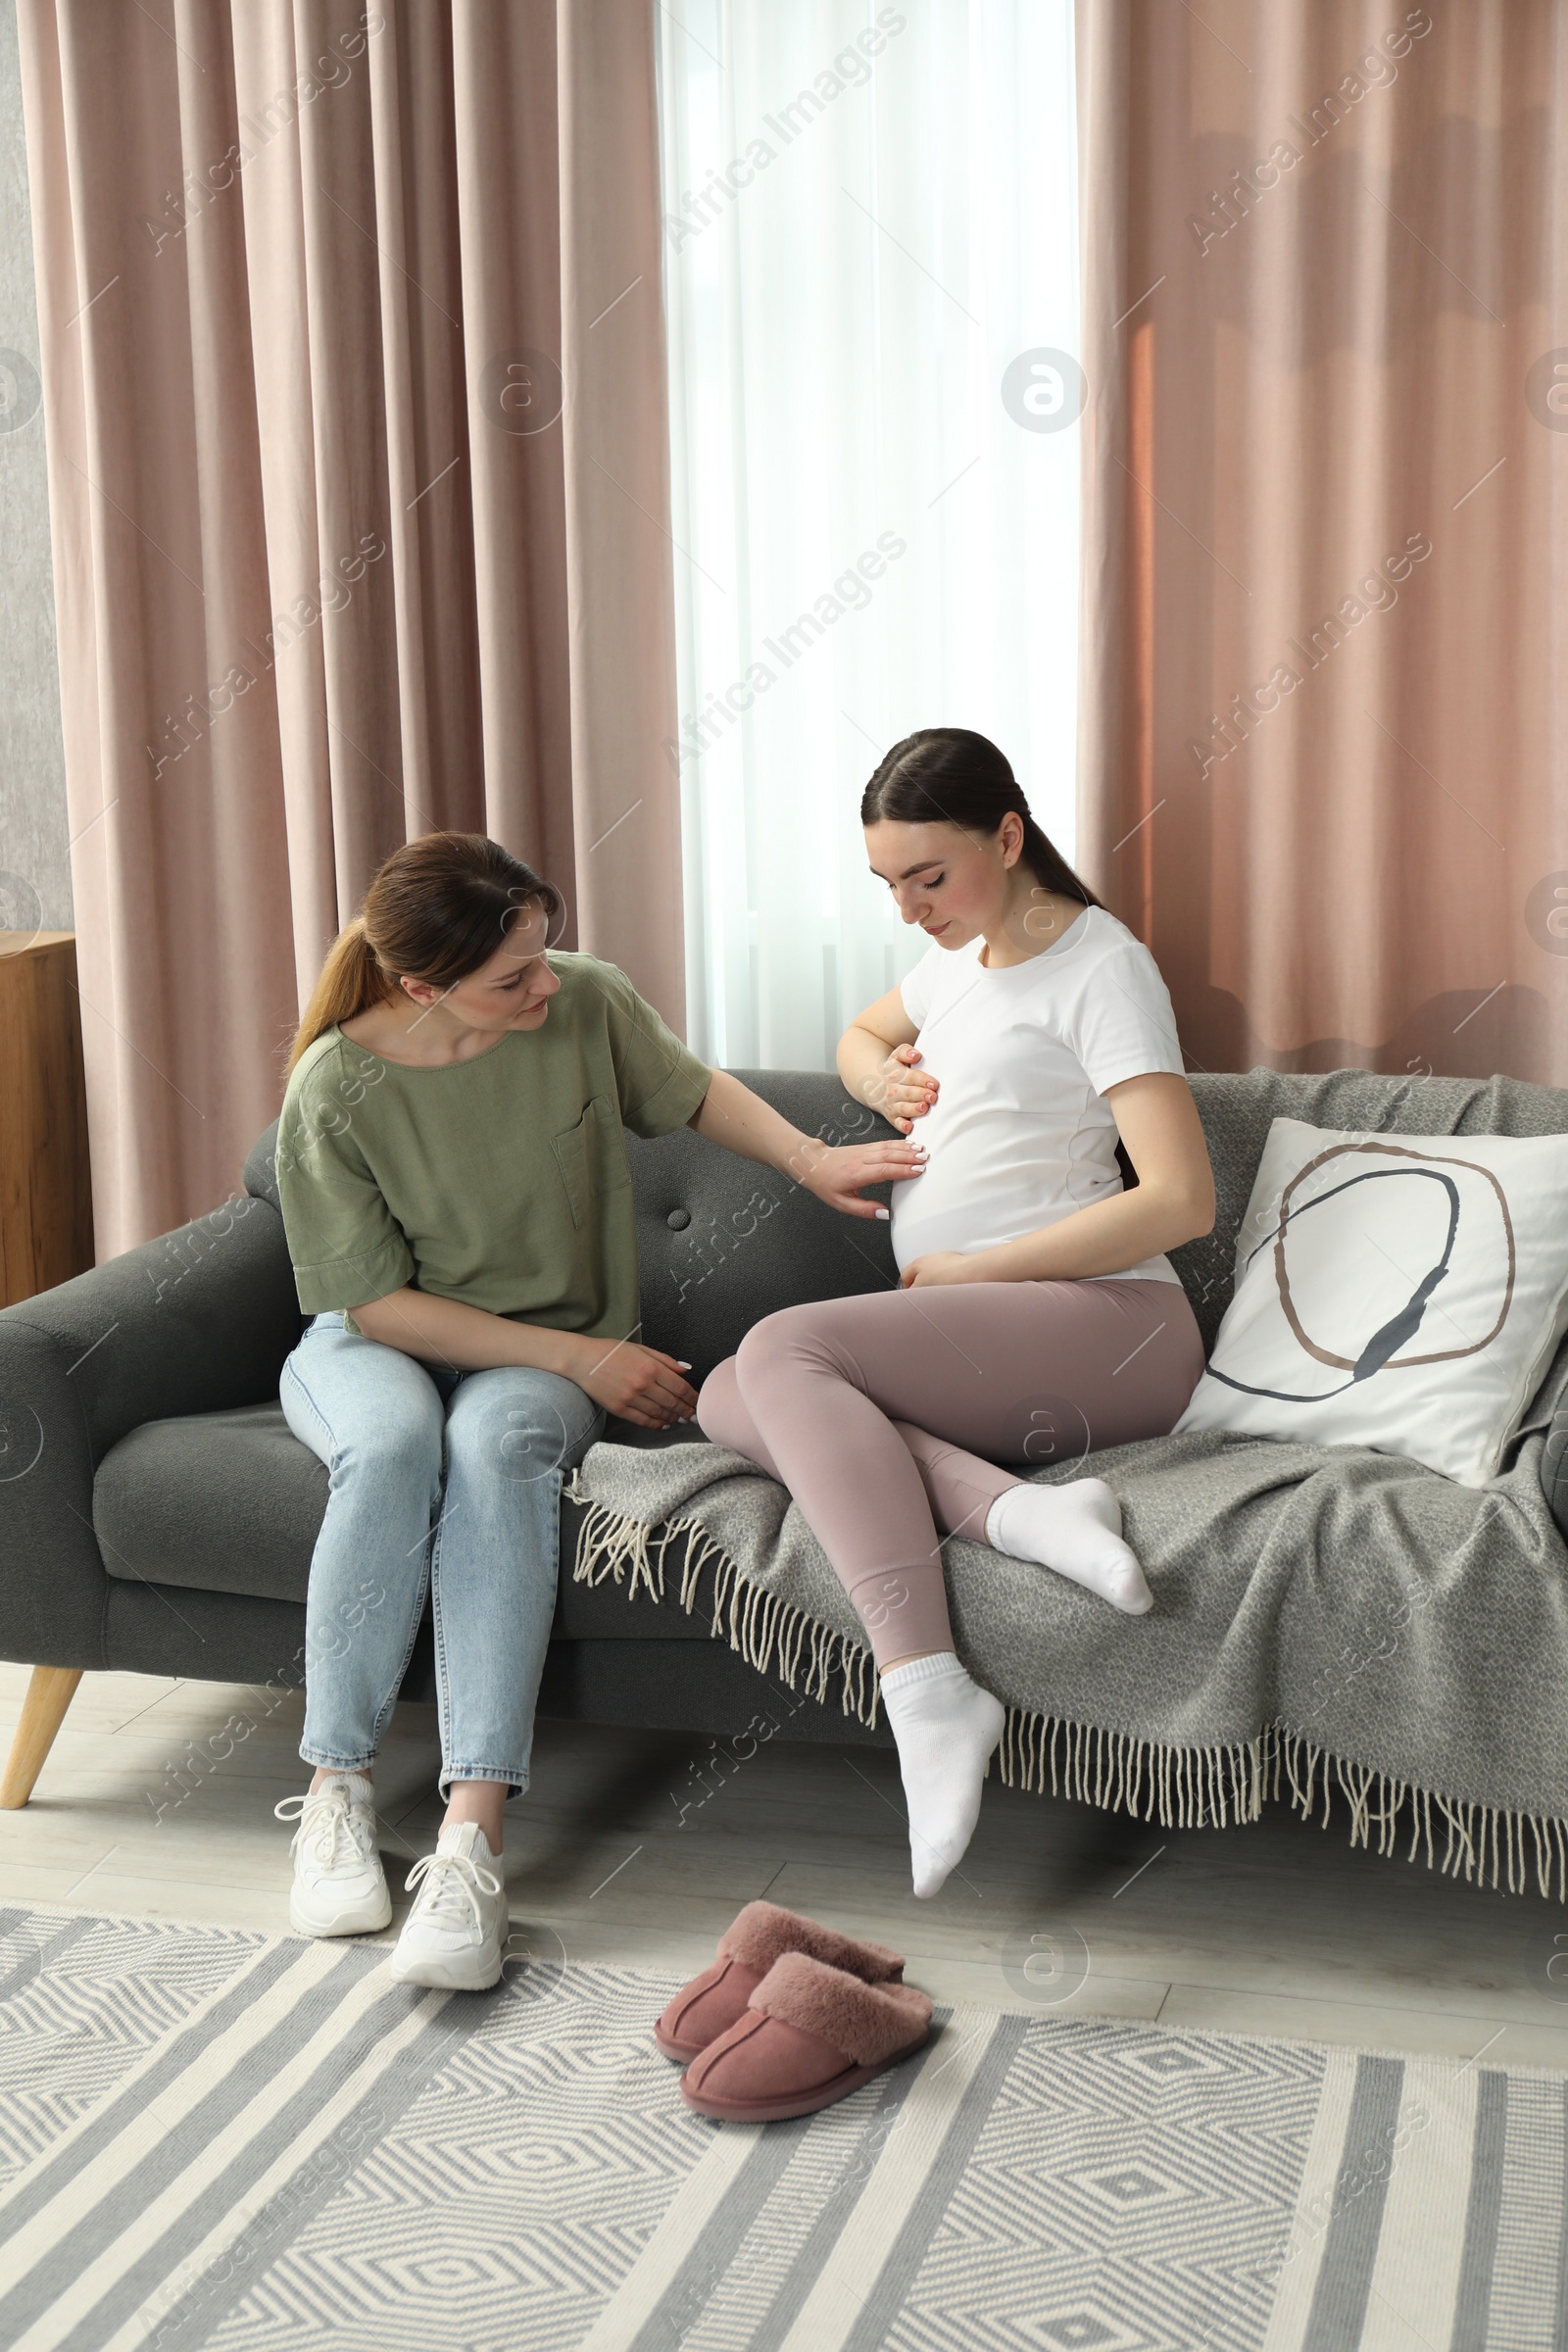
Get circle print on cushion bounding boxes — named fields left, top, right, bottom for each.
left=1210, top=1141, right=1514, bottom=1401
left=1171, top=1119, right=1568, bottom=1487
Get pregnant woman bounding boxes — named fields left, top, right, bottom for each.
left=272, top=831, right=919, bottom=1987
left=697, top=728, right=1214, bottom=1896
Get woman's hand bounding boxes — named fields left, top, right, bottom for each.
left=686, top=1065, right=927, bottom=1223
left=899, top=1250, right=981, bottom=1289
left=797, top=1134, right=928, bottom=1221
left=567, top=1336, right=699, bottom=1429
left=872, top=1043, right=939, bottom=1135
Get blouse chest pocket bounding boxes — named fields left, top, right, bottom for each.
left=551, top=1095, right=630, bottom=1229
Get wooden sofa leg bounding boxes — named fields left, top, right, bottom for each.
left=1, top=1667, right=84, bottom=1808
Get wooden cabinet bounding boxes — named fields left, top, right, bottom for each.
left=0, top=933, right=93, bottom=1307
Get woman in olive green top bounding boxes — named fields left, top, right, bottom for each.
left=271, top=832, right=921, bottom=1990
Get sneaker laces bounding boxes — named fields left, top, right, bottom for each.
left=274, top=1787, right=373, bottom=1871
left=403, top=1845, right=503, bottom=1932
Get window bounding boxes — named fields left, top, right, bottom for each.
left=660, top=0, right=1080, bottom=1069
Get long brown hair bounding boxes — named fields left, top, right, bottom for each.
left=860, top=728, right=1102, bottom=908
left=286, top=832, right=564, bottom=1076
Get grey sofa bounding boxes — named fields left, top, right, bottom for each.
left=5, top=1064, right=1568, bottom=1808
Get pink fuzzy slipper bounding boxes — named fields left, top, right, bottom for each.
left=654, top=1901, right=906, bottom=2064
left=680, top=1951, right=933, bottom=2122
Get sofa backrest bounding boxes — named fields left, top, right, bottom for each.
left=244, top=1060, right=1568, bottom=1378
left=622, top=1070, right=900, bottom=1378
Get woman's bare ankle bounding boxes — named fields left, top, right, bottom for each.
left=442, top=1780, right=506, bottom=1855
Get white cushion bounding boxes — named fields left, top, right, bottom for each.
left=1172, top=1118, right=1568, bottom=1486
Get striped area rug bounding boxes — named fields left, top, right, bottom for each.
left=0, top=1904, right=1560, bottom=2350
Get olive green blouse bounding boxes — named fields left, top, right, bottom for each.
left=274, top=953, right=713, bottom=1342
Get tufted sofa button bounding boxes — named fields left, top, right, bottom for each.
left=665, top=1207, right=691, bottom=1230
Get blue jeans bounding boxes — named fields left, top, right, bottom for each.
left=280, top=1313, right=605, bottom=1796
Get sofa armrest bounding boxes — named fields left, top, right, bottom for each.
left=0, top=1194, right=304, bottom=1470
left=0, top=1316, right=111, bottom=1666
left=0, top=1194, right=305, bottom=1668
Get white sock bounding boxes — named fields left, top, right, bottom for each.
left=437, top=1822, right=500, bottom=1863
left=318, top=1770, right=374, bottom=1809
left=984, top=1478, right=1152, bottom=1615
left=879, top=1651, right=1005, bottom=1899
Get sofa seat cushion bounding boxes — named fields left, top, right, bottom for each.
left=94, top=1405, right=328, bottom=1603
left=91, top=1403, right=715, bottom=1639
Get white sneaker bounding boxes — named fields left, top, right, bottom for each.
left=275, top=1777, right=392, bottom=1938
left=387, top=1822, right=507, bottom=1990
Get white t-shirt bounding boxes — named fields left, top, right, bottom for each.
left=891, top=906, right=1188, bottom=1285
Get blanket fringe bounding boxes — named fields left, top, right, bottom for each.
left=569, top=1484, right=880, bottom=1725
left=567, top=1482, right=1568, bottom=1899
left=1265, top=1730, right=1568, bottom=1901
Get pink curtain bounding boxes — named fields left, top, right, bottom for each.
left=1076, top=0, right=1568, bottom=1086
left=17, top=0, right=684, bottom=1254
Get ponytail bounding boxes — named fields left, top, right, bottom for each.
left=1017, top=814, right=1102, bottom=909
left=286, top=918, right=394, bottom=1078
left=284, top=832, right=564, bottom=1082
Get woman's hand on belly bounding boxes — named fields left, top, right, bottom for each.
left=899, top=1250, right=986, bottom=1289
left=690, top=1065, right=926, bottom=1216
left=797, top=1135, right=929, bottom=1220
left=873, top=1043, right=940, bottom=1135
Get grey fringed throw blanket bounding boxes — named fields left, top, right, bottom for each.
left=568, top=1375, right=1568, bottom=1899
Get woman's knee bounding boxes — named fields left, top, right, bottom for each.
left=695, top=1356, right=742, bottom=1446
left=697, top=1357, right=786, bottom=1480
left=445, top=1370, right=603, bottom=1485
left=338, top=1391, right=445, bottom=1490
left=733, top=1301, right=841, bottom=1391
left=286, top=1355, right=444, bottom=1491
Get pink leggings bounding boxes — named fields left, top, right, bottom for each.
left=696, top=1277, right=1204, bottom=1666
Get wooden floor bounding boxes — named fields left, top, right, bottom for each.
left=5, top=1658, right=1568, bottom=2069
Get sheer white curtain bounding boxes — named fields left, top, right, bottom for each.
left=659, top=0, right=1080, bottom=1070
